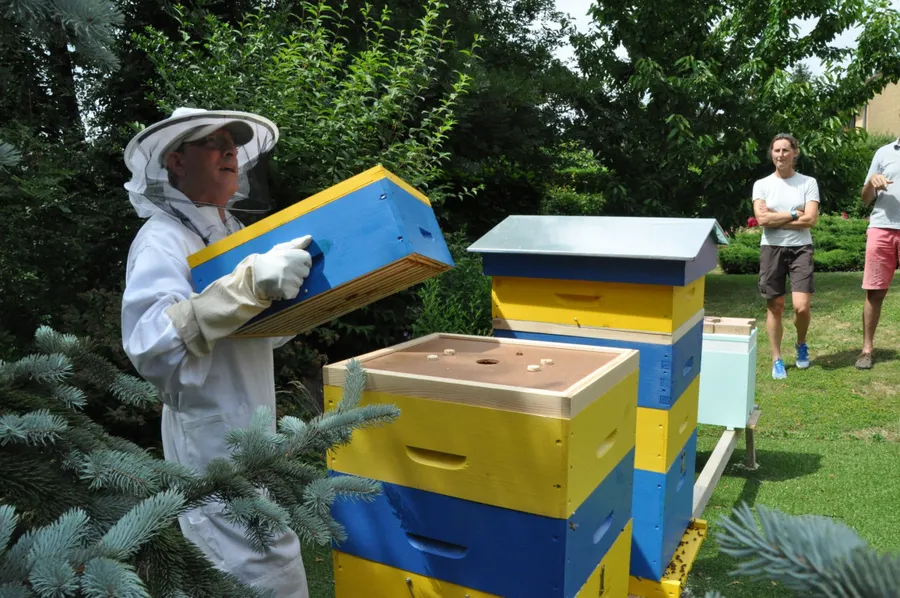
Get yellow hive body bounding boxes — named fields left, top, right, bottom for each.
left=491, top=276, right=705, bottom=335
left=635, top=377, right=700, bottom=473
left=324, top=332, right=639, bottom=519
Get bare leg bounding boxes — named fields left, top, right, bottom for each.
left=862, top=289, right=888, bottom=355
left=792, top=292, right=811, bottom=345
left=766, top=296, right=785, bottom=361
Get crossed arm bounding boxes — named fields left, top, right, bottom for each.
left=752, top=199, right=819, bottom=229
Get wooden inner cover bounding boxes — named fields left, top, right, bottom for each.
left=360, top=336, right=618, bottom=392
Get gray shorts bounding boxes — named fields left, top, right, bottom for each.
left=758, top=244, right=815, bottom=299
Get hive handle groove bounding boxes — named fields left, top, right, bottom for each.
left=405, top=445, right=468, bottom=470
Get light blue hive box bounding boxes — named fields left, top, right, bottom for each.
left=697, top=317, right=758, bottom=430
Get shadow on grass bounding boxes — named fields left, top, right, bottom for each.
left=689, top=449, right=825, bottom=598
left=695, top=447, right=823, bottom=516
left=815, top=348, right=899, bottom=370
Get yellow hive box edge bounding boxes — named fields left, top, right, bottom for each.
left=187, top=164, right=429, bottom=269
left=628, top=519, right=708, bottom=598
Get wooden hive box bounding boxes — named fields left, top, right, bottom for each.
left=493, top=311, right=704, bottom=411
left=469, top=216, right=726, bottom=336
left=698, top=316, right=758, bottom=429
left=324, top=332, right=639, bottom=597
left=332, top=520, right=634, bottom=598
left=493, top=321, right=700, bottom=474
left=630, top=431, right=697, bottom=582
left=187, top=165, right=453, bottom=337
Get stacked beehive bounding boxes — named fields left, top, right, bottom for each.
left=468, top=215, right=726, bottom=591
left=325, top=332, right=640, bottom=597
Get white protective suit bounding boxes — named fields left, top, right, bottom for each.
left=120, top=108, right=310, bottom=598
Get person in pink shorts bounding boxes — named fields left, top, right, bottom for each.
left=857, top=136, right=900, bottom=369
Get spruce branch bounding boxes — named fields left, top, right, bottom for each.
left=50, top=385, right=86, bottom=410
left=328, top=474, right=383, bottom=502
left=0, top=506, right=16, bottom=551
left=0, top=355, right=72, bottom=387
left=337, top=359, right=367, bottom=411
left=715, top=502, right=900, bottom=596
left=108, top=374, right=158, bottom=408
left=2, top=326, right=401, bottom=594
left=26, top=508, right=90, bottom=566
left=0, top=528, right=37, bottom=584
left=148, top=459, right=197, bottom=489
left=75, top=450, right=161, bottom=497
left=225, top=406, right=286, bottom=470
left=32, top=327, right=79, bottom=358
left=80, top=557, right=147, bottom=598
left=27, top=557, right=78, bottom=598
left=0, top=582, right=33, bottom=598
left=96, top=490, right=186, bottom=560
left=221, top=498, right=290, bottom=554
left=0, top=141, right=23, bottom=170
left=0, top=411, right=68, bottom=447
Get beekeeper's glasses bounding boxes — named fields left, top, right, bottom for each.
left=183, top=132, right=237, bottom=153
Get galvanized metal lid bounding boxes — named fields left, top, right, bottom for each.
left=467, top=215, right=728, bottom=261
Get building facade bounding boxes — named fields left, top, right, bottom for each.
left=852, top=81, right=900, bottom=137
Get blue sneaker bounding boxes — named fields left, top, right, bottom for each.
left=796, top=343, right=810, bottom=369
left=772, top=358, right=787, bottom=379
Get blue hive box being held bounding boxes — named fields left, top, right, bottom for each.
left=187, top=165, right=454, bottom=337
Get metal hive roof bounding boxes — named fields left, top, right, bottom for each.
left=467, top=215, right=728, bottom=261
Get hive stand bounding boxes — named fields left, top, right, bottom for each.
left=325, top=333, right=641, bottom=597
left=186, top=165, right=454, bottom=337
left=468, top=215, right=728, bottom=597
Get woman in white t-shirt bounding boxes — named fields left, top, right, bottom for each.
left=751, top=133, right=820, bottom=380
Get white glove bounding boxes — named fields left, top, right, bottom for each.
left=252, top=235, right=313, bottom=300
left=165, top=235, right=314, bottom=356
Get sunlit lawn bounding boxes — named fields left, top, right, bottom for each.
left=687, top=271, right=900, bottom=597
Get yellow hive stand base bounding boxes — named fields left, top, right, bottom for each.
left=628, top=519, right=708, bottom=598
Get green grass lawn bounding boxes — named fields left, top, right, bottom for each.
left=301, top=271, right=900, bottom=597
left=688, top=271, right=900, bottom=597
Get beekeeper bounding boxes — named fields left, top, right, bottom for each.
left=120, top=107, right=311, bottom=597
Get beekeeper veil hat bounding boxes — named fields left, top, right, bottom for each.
left=123, top=107, right=279, bottom=244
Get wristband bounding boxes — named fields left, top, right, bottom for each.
left=790, top=208, right=799, bottom=221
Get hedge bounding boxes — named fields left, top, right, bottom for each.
left=718, top=214, right=869, bottom=274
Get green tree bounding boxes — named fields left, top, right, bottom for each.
left=569, top=0, right=900, bottom=228
left=1, top=0, right=123, bottom=142
left=0, top=326, right=398, bottom=597
left=135, top=0, right=480, bottom=209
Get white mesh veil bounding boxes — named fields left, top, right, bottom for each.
left=123, top=107, right=280, bottom=245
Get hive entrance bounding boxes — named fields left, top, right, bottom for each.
left=476, top=359, right=499, bottom=365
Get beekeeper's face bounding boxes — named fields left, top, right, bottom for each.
left=165, top=127, right=239, bottom=207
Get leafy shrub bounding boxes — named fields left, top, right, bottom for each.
left=540, top=187, right=606, bottom=216
left=540, top=141, right=608, bottom=216
left=719, top=214, right=870, bottom=274
left=136, top=0, right=480, bottom=212
left=719, top=243, right=763, bottom=275
left=826, top=133, right=899, bottom=219
left=409, top=230, right=493, bottom=337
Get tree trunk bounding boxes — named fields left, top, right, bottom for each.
left=45, top=22, right=85, bottom=143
